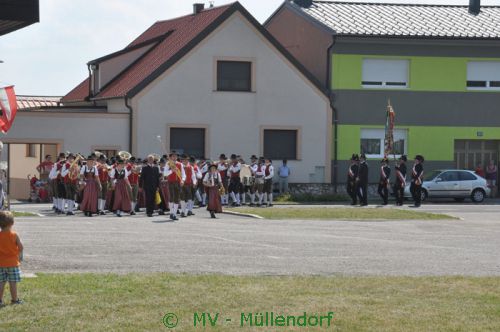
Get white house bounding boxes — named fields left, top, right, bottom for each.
left=4, top=2, right=332, bottom=198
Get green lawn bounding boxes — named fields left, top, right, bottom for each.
left=227, top=207, right=455, bottom=220
left=12, top=211, right=37, bottom=217
left=0, top=274, right=498, bottom=331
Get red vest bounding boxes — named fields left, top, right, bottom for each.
left=230, top=163, right=240, bottom=178
left=265, top=166, right=270, bottom=177
left=126, top=165, right=139, bottom=184
left=98, top=165, right=109, bottom=183
left=167, top=162, right=183, bottom=183
left=184, top=164, right=193, bottom=185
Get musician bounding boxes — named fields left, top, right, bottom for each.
left=248, top=155, right=258, bottom=206
left=164, top=152, right=186, bottom=221
left=394, top=155, right=407, bottom=206
left=203, top=163, right=223, bottom=219
left=227, top=154, right=242, bottom=207
left=190, top=156, right=203, bottom=207
left=347, top=154, right=359, bottom=206
left=50, top=152, right=67, bottom=214
left=356, top=153, right=369, bottom=206
left=377, top=157, right=391, bottom=205
left=410, top=155, right=425, bottom=208
left=180, top=154, right=197, bottom=217
left=157, top=158, right=170, bottom=216
left=97, top=155, right=110, bottom=215
left=217, top=154, right=229, bottom=205
left=79, top=156, right=101, bottom=217
left=198, top=157, right=209, bottom=207
left=61, top=154, right=79, bottom=215
left=254, top=157, right=266, bottom=207
left=263, top=158, right=275, bottom=207
left=140, top=155, right=160, bottom=217
left=126, top=157, right=140, bottom=215
left=110, top=159, right=132, bottom=217
left=238, top=155, right=249, bottom=205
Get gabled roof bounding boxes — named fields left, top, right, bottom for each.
left=285, top=0, right=500, bottom=39
left=62, top=1, right=327, bottom=103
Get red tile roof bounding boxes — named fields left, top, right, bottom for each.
left=17, top=95, right=61, bottom=110
left=62, top=3, right=234, bottom=102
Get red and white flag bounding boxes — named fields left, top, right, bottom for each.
left=0, top=85, right=18, bottom=133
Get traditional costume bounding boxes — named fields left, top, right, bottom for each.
left=227, top=154, right=242, bottom=206
left=97, top=156, right=110, bottom=215
left=263, top=159, right=274, bottom=207
left=410, top=155, right=425, bottom=207
left=217, top=154, right=229, bottom=205
left=377, top=158, right=391, bottom=205
left=110, top=160, right=132, bottom=217
left=203, top=164, right=223, bottom=218
left=80, top=156, right=100, bottom=217
left=164, top=153, right=186, bottom=221
left=180, top=154, right=197, bottom=217
left=61, top=154, right=79, bottom=215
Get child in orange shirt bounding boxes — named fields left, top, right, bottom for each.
left=0, top=211, right=24, bottom=305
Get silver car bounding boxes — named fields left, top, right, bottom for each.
left=404, top=169, right=490, bottom=203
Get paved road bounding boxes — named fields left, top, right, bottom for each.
left=11, top=203, right=500, bottom=276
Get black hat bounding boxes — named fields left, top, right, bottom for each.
left=116, top=158, right=124, bottom=164
left=58, top=152, right=66, bottom=158
left=87, top=155, right=95, bottom=161
left=130, top=157, right=136, bottom=162
left=67, top=153, right=75, bottom=159
left=169, top=151, right=178, bottom=157
left=159, top=158, right=166, bottom=163
left=415, top=155, right=425, bottom=162
left=250, top=155, right=258, bottom=160
left=350, top=154, right=359, bottom=161
left=230, top=154, right=237, bottom=160
left=219, top=153, right=226, bottom=159
left=399, top=155, right=408, bottom=162
left=209, top=163, right=217, bottom=170
left=381, top=157, right=389, bottom=163
left=162, top=154, right=168, bottom=159
left=180, top=154, right=188, bottom=160
left=189, top=156, right=196, bottom=163
left=360, top=154, right=367, bottom=160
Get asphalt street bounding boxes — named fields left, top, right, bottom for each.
left=11, top=202, right=500, bottom=276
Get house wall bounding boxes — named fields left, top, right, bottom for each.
left=331, top=39, right=500, bottom=183
left=3, top=111, right=129, bottom=199
left=134, top=13, right=331, bottom=183
left=265, top=4, right=332, bottom=87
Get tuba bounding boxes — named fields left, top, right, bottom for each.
left=94, top=151, right=107, bottom=160
left=118, top=151, right=132, bottom=161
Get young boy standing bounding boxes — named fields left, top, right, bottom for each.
left=0, top=211, right=23, bottom=305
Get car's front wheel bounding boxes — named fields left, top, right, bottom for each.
left=471, top=189, right=485, bottom=203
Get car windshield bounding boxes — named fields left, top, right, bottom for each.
left=423, top=170, right=442, bottom=181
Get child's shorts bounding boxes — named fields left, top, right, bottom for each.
left=0, top=267, right=21, bottom=282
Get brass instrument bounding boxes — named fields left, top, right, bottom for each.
left=218, top=184, right=225, bottom=196
left=69, top=153, right=84, bottom=180
left=168, top=160, right=182, bottom=181
left=151, top=153, right=161, bottom=163
left=118, top=150, right=132, bottom=161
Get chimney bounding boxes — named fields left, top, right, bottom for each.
left=293, top=0, right=313, bottom=8
left=469, top=0, right=481, bottom=15
left=193, top=3, right=205, bottom=14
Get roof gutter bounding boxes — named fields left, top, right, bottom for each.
left=125, top=97, right=133, bottom=153
left=326, top=34, right=338, bottom=192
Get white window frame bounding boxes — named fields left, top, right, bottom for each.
left=360, top=128, right=408, bottom=159
left=362, top=59, right=409, bottom=89
left=466, top=61, right=500, bottom=91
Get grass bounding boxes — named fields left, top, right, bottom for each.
left=275, top=193, right=350, bottom=204
left=227, top=207, right=455, bottom=220
left=0, top=274, right=498, bottom=331
left=12, top=211, right=38, bottom=217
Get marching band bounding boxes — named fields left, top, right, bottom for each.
left=47, top=151, right=277, bottom=220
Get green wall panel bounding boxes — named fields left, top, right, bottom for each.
left=332, top=54, right=500, bottom=92
left=336, top=125, right=500, bottom=161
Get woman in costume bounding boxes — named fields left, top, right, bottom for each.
left=80, top=156, right=101, bottom=217
left=203, top=163, right=223, bottom=219
left=110, top=159, right=132, bottom=217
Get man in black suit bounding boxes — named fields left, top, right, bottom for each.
left=356, top=154, right=369, bottom=206
left=139, top=155, right=160, bottom=217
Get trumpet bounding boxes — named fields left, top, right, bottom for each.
left=118, top=150, right=132, bottom=161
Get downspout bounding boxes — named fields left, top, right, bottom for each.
left=87, top=64, right=92, bottom=100
left=326, top=35, right=338, bottom=192
left=125, top=97, right=133, bottom=153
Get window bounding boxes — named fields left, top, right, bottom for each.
left=362, top=59, right=409, bottom=89
left=263, top=129, right=298, bottom=160
left=459, top=171, right=477, bottom=181
left=439, top=171, right=459, bottom=182
left=360, top=128, right=407, bottom=158
left=170, top=128, right=205, bottom=158
left=217, top=61, right=252, bottom=92
left=467, top=61, right=500, bottom=90
left=26, top=144, right=37, bottom=158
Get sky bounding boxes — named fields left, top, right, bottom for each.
left=1, top=0, right=499, bottom=96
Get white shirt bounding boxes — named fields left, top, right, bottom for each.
left=227, top=162, right=241, bottom=177
left=199, top=162, right=209, bottom=174
left=264, top=164, right=274, bottom=180
left=49, top=163, right=60, bottom=180
left=109, top=167, right=129, bottom=180
left=80, top=165, right=99, bottom=176
left=203, top=172, right=222, bottom=186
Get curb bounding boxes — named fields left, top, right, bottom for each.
left=222, top=210, right=264, bottom=219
